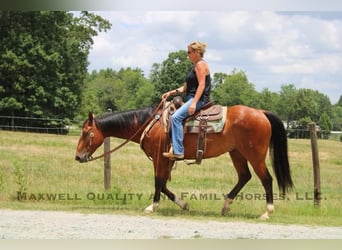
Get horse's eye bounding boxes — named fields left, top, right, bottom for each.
left=82, top=131, right=88, bottom=138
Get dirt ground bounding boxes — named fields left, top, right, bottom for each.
left=1, top=209, right=342, bottom=239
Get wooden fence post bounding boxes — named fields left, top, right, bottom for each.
left=309, top=123, right=321, bottom=206
left=103, top=109, right=112, bottom=190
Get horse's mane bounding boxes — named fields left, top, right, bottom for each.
left=95, top=105, right=156, bottom=132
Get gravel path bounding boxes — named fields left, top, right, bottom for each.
left=1, top=209, right=341, bottom=239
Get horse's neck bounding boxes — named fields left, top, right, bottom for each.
left=103, top=126, right=140, bottom=142
left=98, top=107, right=153, bottom=143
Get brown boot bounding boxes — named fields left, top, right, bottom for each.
left=162, top=148, right=184, bottom=160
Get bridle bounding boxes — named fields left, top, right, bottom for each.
left=79, top=122, right=96, bottom=161
left=83, top=99, right=167, bottom=162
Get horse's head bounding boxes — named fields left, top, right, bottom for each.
left=75, top=112, right=105, bottom=163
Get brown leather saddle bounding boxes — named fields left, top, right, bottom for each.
left=163, top=98, right=227, bottom=164
left=185, top=103, right=223, bottom=133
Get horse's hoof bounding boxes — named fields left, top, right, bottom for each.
left=221, top=198, right=233, bottom=215
left=259, top=204, right=274, bottom=220
left=183, top=202, right=189, bottom=211
left=259, top=213, right=270, bottom=220
left=144, top=207, right=153, bottom=214
left=144, top=203, right=157, bottom=213
left=221, top=207, right=230, bottom=216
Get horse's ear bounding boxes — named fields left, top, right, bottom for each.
left=88, top=112, right=95, bottom=123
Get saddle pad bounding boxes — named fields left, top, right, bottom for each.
left=197, top=104, right=222, bottom=120
left=185, top=106, right=227, bottom=133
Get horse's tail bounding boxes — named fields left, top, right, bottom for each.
left=263, top=111, right=294, bottom=194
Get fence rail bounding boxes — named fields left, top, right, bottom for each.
left=0, top=115, right=77, bottom=134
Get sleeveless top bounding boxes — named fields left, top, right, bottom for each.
left=185, top=65, right=211, bottom=103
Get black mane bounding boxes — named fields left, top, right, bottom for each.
left=95, top=105, right=156, bottom=132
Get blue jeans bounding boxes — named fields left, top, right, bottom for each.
left=170, top=96, right=206, bottom=155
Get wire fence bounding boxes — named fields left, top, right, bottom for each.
left=287, top=128, right=341, bottom=141
left=0, top=115, right=341, bottom=140
left=0, top=115, right=78, bottom=135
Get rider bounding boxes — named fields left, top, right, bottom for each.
left=162, top=41, right=211, bottom=160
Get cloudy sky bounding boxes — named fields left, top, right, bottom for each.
left=87, top=11, right=342, bottom=104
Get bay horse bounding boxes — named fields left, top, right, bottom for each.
left=75, top=103, right=293, bottom=219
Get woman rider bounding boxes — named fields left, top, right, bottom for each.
left=162, top=41, right=211, bottom=159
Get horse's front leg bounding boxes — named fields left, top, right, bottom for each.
left=144, top=175, right=189, bottom=213
left=162, top=182, right=189, bottom=211
left=144, top=176, right=163, bottom=213
left=144, top=158, right=189, bottom=213
left=144, top=154, right=168, bottom=213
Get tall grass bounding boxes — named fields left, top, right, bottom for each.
left=0, top=130, right=341, bottom=226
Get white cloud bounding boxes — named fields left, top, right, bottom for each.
left=87, top=11, right=342, bottom=103
left=270, top=54, right=342, bottom=74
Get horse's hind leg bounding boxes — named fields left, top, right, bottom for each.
left=250, top=160, right=274, bottom=220
left=222, top=150, right=251, bottom=215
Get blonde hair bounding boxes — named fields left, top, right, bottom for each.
left=188, top=41, right=207, bottom=57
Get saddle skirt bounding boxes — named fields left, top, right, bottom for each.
left=162, top=100, right=227, bottom=134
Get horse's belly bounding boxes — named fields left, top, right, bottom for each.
left=183, top=133, right=231, bottom=159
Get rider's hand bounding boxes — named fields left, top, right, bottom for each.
left=162, top=91, right=171, bottom=100
left=188, top=102, right=196, bottom=115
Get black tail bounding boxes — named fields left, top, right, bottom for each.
left=264, top=111, right=294, bottom=194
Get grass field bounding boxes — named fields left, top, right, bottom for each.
left=0, top=130, right=341, bottom=226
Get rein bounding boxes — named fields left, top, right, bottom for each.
left=87, top=99, right=166, bottom=162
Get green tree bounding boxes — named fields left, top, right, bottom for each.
left=331, top=105, right=342, bottom=131
left=254, top=88, right=280, bottom=111
left=79, top=67, right=154, bottom=121
left=313, top=90, right=332, bottom=120
left=150, top=50, right=192, bottom=103
left=278, top=84, right=298, bottom=126
left=134, top=80, right=154, bottom=108
left=211, top=69, right=258, bottom=106
left=330, top=95, right=342, bottom=131
left=0, top=11, right=111, bottom=130
left=115, top=68, right=154, bottom=110
left=212, top=72, right=228, bottom=89
left=298, top=116, right=312, bottom=128
left=318, top=112, right=332, bottom=138
left=294, top=89, right=319, bottom=121
left=79, top=69, right=118, bottom=120
left=336, top=95, right=342, bottom=106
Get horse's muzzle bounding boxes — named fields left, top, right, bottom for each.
left=75, top=155, right=88, bottom=163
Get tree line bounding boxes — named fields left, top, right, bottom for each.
left=1, top=11, right=341, bottom=136
left=0, top=11, right=111, bottom=130
left=82, top=63, right=342, bottom=135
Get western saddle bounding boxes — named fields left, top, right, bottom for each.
left=163, top=96, right=227, bottom=164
